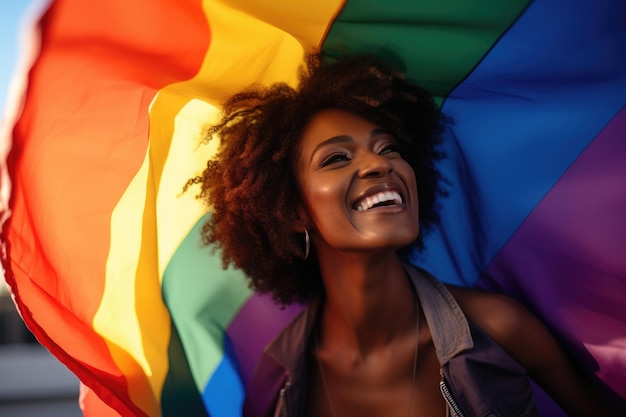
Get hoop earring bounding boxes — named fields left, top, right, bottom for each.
left=303, top=228, right=310, bottom=260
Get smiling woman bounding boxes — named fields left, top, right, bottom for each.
left=187, top=54, right=618, bottom=417
left=187, top=54, right=444, bottom=306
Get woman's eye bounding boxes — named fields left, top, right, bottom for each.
left=379, top=143, right=401, bottom=155
left=320, top=152, right=349, bottom=167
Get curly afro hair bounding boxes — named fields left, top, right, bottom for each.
left=188, top=53, right=446, bottom=305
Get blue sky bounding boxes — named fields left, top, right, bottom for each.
left=1, top=1, right=37, bottom=115
left=0, top=1, right=37, bottom=294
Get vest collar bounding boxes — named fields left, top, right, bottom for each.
left=405, top=263, right=474, bottom=363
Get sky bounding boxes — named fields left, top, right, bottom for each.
left=0, top=1, right=38, bottom=115
left=0, top=1, right=38, bottom=294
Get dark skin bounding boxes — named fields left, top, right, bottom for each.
left=295, top=109, right=616, bottom=417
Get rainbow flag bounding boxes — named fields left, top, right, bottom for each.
left=2, top=0, right=624, bottom=415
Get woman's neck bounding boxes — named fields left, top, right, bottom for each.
left=316, top=252, right=417, bottom=357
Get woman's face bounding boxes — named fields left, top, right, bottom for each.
left=295, top=108, right=420, bottom=256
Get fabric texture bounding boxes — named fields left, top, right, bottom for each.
left=2, top=1, right=624, bottom=415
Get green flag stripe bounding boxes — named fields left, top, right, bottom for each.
left=321, top=0, right=531, bottom=103
left=161, top=214, right=252, bottom=412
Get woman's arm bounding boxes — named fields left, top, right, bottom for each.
left=448, top=286, right=618, bottom=417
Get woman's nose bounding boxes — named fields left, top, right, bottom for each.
left=357, top=151, right=393, bottom=178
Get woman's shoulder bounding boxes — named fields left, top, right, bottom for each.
left=444, top=284, right=566, bottom=378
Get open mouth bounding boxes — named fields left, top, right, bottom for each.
left=354, top=191, right=403, bottom=212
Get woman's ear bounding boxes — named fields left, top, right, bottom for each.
left=292, top=201, right=311, bottom=233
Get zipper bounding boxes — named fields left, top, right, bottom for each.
left=274, top=380, right=291, bottom=417
left=439, top=369, right=466, bottom=417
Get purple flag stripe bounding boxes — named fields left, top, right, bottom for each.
left=226, top=293, right=303, bottom=389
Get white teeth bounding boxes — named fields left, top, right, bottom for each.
left=356, top=191, right=403, bottom=211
